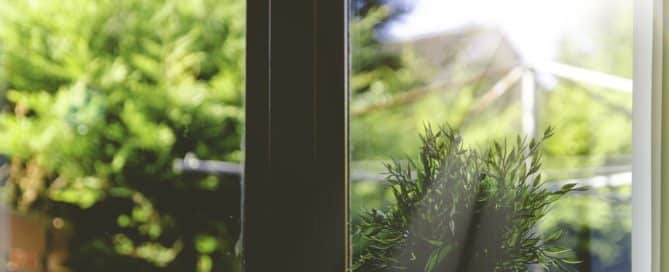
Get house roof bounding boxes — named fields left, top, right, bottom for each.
left=384, top=25, right=524, bottom=83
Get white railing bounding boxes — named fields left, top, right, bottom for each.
left=171, top=61, right=633, bottom=199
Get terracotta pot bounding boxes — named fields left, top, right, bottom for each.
left=0, top=207, right=70, bottom=272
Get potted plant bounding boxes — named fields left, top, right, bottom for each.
left=354, top=126, right=584, bottom=272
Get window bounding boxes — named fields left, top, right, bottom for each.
left=350, top=1, right=634, bottom=271
left=0, top=0, right=662, bottom=271
left=244, top=0, right=661, bottom=271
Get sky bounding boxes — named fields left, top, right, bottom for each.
left=385, top=0, right=623, bottom=64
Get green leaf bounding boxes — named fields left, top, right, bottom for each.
left=545, top=230, right=563, bottom=242
left=544, top=247, right=570, bottom=255
left=563, top=258, right=583, bottom=264
left=425, top=244, right=451, bottom=272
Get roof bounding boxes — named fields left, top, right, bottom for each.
left=383, top=25, right=524, bottom=83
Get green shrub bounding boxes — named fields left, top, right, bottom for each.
left=0, top=0, right=244, bottom=271
left=354, top=126, right=583, bottom=272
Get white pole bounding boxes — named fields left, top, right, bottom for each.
left=533, top=61, right=632, bottom=93
left=522, top=68, right=537, bottom=139
left=522, top=68, right=544, bottom=272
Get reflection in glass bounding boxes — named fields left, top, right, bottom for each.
left=0, top=0, right=245, bottom=271
left=351, top=0, right=632, bottom=271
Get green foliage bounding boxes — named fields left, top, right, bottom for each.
left=353, top=126, right=583, bottom=272
left=537, top=183, right=631, bottom=271
left=350, top=3, right=426, bottom=103
left=0, top=0, right=244, bottom=271
left=350, top=1, right=431, bottom=161
left=542, top=84, right=632, bottom=170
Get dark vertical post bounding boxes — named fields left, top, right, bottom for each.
left=244, top=0, right=349, bottom=271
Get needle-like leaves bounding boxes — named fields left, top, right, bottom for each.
left=354, top=126, right=582, bottom=272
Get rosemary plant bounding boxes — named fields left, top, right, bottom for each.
left=354, top=126, right=584, bottom=272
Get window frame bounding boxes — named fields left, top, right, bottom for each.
left=243, top=0, right=662, bottom=271
left=244, top=0, right=349, bottom=271
left=633, top=0, right=663, bottom=271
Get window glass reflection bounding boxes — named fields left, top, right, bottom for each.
left=351, top=0, right=632, bottom=271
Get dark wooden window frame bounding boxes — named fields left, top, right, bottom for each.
left=244, top=0, right=349, bottom=271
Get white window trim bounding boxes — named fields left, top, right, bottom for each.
left=632, top=0, right=662, bottom=271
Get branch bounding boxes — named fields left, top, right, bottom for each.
left=351, top=69, right=509, bottom=117
left=455, top=67, right=524, bottom=129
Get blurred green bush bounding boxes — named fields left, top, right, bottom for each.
left=0, top=0, right=244, bottom=271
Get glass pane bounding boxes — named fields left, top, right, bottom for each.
left=350, top=0, right=632, bottom=271
left=0, top=1, right=245, bottom=271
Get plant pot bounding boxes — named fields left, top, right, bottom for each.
left=0, top=207, right=70, bottom=272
